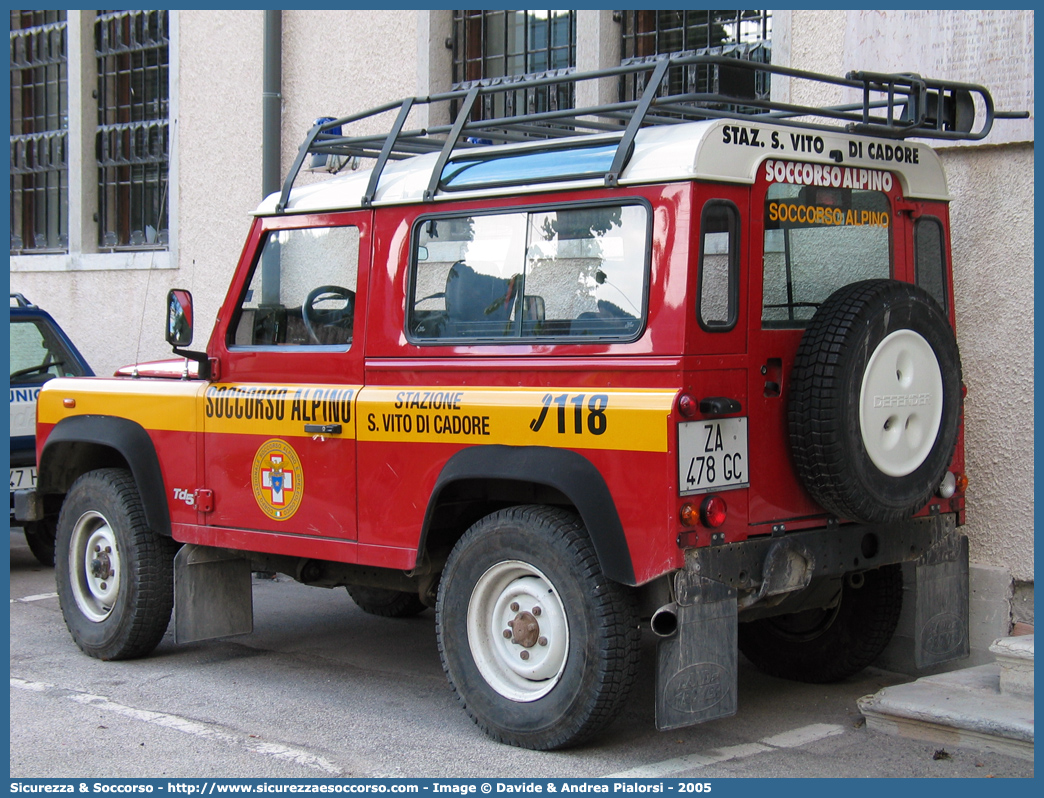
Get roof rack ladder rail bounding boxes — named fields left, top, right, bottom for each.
left=919, top=75, right=1000, bottom=141
left=362, top=97, right=416, bottom=207
left=277, top=120, right=327, bottom=213
left=905, top=78, right=928, bottom=133
left=424, top=85, right=480, bottom=202
left=864, top=73, right=925, bottom=136
left=606, top=57, right=670, bottom=187
left=880, top=75, right=910, bottom=134
left=845, top=70, right=1001, bottom=140
left=277, top=98, right=414, bottom=212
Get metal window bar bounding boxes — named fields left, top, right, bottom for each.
left=451, top=10, right=576, bottom=122
left=277, top=55, right=1012, bottom=214
left=619, top=10, right=772, bottom=110
left=9, top=10, right=68, bottom=253
left=96, top=9, right=169, bottom=249
left=621, top=10, right=772, bottom=57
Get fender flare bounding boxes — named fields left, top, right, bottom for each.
left=422, top=445, right=636, bottom=585
left=39, top=415, right=172, bottom=537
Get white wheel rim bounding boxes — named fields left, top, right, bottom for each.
left=859, top=329, right=944, bottom=478
left=466, top=560, right=569, bottom=702
left=69, top=510, right=121, bottom=622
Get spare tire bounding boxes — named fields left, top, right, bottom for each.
left=788, top=280, right=962, bottom=524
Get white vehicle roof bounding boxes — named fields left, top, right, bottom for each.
left=257, top=118, right=949, bottom=216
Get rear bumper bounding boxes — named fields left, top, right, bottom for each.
left=655, top=513, right=967, bottom=731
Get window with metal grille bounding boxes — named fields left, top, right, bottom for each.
left=451, top=10, right=576, bottom=120
left=96, top=9, right=169, bottom=250
left=619, top=10, right=772, bottom=106
left=10, top=10, right=68, bottom=254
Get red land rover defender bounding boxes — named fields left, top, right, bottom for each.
left=23, top=58, right=1017, bottom=749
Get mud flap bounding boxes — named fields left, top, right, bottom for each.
left=655, top=570, right=738, bottom=731
left=174, top=544, right=253, bottom=644
left=913, top=529, right=969, bottom=669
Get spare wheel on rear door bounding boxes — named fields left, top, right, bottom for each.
left=788, top=279, right=962, bottom=525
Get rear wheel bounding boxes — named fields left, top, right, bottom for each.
left=55, top=468, right=176, bottom=660
left=23, top=518, right=57, bottom=567
left=738, top=564, right=903, bottom=683
left=436, top=505, right=640, bottom=750
left=346, top=585, right=427, bottom=618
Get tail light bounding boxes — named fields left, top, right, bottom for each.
left=700, top=495, right=727, bottom=528
left=677, top=392, right=698, bottom=419
left=938, top=471, right=968, bottom=499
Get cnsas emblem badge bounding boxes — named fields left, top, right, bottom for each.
left=251, top=439, right=304, bottom=520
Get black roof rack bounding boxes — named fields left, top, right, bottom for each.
left=276, top=55, right=1019, bottom=213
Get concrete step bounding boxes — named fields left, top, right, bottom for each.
left=858, top=637, right=1034, bottom=762
left=991, top=633, right=1033, bottom=698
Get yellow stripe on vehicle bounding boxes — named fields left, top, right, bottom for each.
left=37, top=378, right=202, bottom=431
left=203, top=383, right=360, bottom=438
left=40, top=381, right=676, bottom=453
left=357, top=387, right=676, bottom=452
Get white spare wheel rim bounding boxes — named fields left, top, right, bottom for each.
left=858, top=329, right=944, bottom=478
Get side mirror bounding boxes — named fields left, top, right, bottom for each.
left=164, top=289, right=212, bottom=380
left=166, top=289, right=194, bottom=347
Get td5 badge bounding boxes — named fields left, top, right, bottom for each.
left=251, top=439, right=304, bottom=520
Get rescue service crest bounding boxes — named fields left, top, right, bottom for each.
left=251, top=439, right=304, bottom=520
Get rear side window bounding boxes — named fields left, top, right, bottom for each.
left=697, top=201, right=739, bottom=331
left=915, top=216, right=948, bottom=314
left=408, top=203, right=650, bottom=342
left=762, top=182, right=892, bottom=328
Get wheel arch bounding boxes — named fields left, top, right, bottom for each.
left=419, top=445, right=636, bottom=586
left=38, top=415, right=172, bottom=537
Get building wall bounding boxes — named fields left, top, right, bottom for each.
left=944, top=143, right=1034, bottom=582
left=175, top=11, right=266, bottom=370
left=11, top=11, right=179, bottom=376
left=280, top=11, right=419, bottom=183
left=776, top=9, right=1035, bottom=583
left=10, top=9, right=1033, bottom=583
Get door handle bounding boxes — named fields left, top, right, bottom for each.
left=699, top=397, right=742, bottom=416
left=304, top=424, right=342, bottom=435
left=762, top=358, right=783, bottom=398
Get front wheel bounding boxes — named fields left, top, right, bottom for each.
left=55, top=468, right=176, bottom=660
left=436, top=506, right=640, bottom=750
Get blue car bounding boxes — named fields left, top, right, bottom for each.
left=10, top=293, right=93, bottom=565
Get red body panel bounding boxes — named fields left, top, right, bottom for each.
left=39, top=169, right=963, bottom=587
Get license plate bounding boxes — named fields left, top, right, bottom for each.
left=9, top=467, right=37, bottom=491
left=678, top=417, right=748, bottom=496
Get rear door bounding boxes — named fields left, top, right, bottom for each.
left=745, top=159, right=901, bottom=528
left=202, top=212, right=369, bottom=541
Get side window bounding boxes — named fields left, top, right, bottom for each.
left=230, top=226, right=359, bottom=348
left=408, top=204, right=649, bottom=342
left=762, top=182, right=892, bottom=328
left=411, top=213, right=528, bottom=340
left=697, top=201, right=739, bottom=331
left=915, top=216, right=948, bottom=314
left=10, top=320, right=86, bottom=383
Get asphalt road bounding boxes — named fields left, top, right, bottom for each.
left=9, top=528, right=1033, bottom=781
